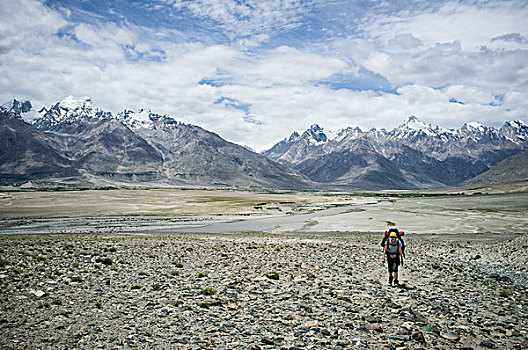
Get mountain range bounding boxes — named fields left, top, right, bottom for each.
left=0, top=96, right=310, bottom=189
left=263, top=117, right=528, bottom=189
left=1, top=96, right=527, bottom=190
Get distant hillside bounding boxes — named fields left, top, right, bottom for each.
left=464, top=150, right=528, bottom=185
left=0, top=97, right=311, bottom=189
left=263, top=118, right=528, bottom=190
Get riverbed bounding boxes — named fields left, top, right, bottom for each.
left=1, top=190, right=526, bottom=235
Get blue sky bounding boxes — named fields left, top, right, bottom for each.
left=1, top=0, right=527, bottom=150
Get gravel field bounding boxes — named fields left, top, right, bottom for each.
left=1, top=232, right=527, bottom=349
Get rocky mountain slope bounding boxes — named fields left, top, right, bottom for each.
left=264, top=117, right=528, bottom=189
left=0, top=103, right=75, bottom=181
left=0, top=97, right=310, bottom=189
left=463, top=150, right=528, bottom=185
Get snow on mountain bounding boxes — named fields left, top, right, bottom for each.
left=390, top=115, right=457, bottom=140
left=460, top=121, right=486, bottom=136
left=119, top=109, right=155, bottom=130
left=34, top=95, right=113, bottom=130
left=302, top=124, right=328, bottom=145
left=398, top=116, right=433, bottom=134
left=0, top=99, right=42, bottom=122
left=500, top=120, right=528, bottom=142
left=326, top=126, right=363, bottom=143
left=2, top=99, right=32, bottom=114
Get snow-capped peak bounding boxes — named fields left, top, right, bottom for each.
left=402, top=115, right=429, bottom=130
left=503, top=120, right=527, bottom=129
left=500, top=119, right=528, bottom=142
left=58, top=95, right=94, bottom=112
left=302, top=124, right=327, bottom=145
left=2, top=99, right=32, bottom=114
left=33, top=95, right=112, bottom=130
left=326, top=126, right=363, bottom=142
left=392, top=116, right=437, bottom=138
left=462, top=121, right=486, bottom=132
left=459, top=121, right=490, bottom=138
left=119, top=109, right=155, bottom=130
left=1, top=99, right=42, bottom=122
left=287, top=131, right=301, bottom=142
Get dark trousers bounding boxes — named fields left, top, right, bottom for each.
left=387, top=255, right=400, bottom=273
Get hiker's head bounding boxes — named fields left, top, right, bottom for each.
left=389, top=232, right=397, bottom=241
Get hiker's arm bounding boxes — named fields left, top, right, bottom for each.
left=382, top=245, right=387, bottom=262
left=399, top=246, right=403, bottom=264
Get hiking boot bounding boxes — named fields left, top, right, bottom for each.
left=388, top=276, right=393, bottom=285
left=394, top=280, right=399, bottom=286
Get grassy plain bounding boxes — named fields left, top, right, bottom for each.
left=0, top=188, right=338, bottom=219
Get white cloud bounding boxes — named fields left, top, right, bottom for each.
left=225, top=46, right=347, bottom=87
left=362, top=1, right=528, bottom=51
left=162, top=0, right=308, bottom=38
left=0, top=0, right=66, bottom=54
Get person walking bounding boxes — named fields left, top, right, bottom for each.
left=382, top=232, right=403, bottom=285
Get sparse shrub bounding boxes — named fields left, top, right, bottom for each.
left=51, top=299, right=62, bottom=306
left=197, top=272, right=208, bottom=278
left=95, top=302, right=103, bottom=309
left=138, top=271, right=149, bottom=276
left=173, top=262, right=184, bottom=268
left=0, top=259, right=7, bottom=268
left=170, top=270, right=179, bottom=276
left=95, top=257, right=113, bottom=265
left=241, top=265, right=249, bottom=270
left=200, top=287, right=217, bottom=296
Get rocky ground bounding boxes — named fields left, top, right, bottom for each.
left=0, top=232, right=527, bottom=349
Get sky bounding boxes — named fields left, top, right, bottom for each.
left=1, top=0, right=527, bottom=151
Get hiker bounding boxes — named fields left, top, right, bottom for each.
left=381, top=228, right=405, bottom=258
left=382, top=232, right=404, bottom=285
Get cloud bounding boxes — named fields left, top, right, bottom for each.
left=224, top=46, right=347, bottom=87
left=361, top=1, right=528, bottom=50
left=161, top=0, right=309, bottom=39
left=0, top=0, right=66, bottom=54
left=491, top=33, right=528, bottom=44
left=343, top=1, right=528, bottom=87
